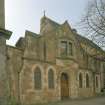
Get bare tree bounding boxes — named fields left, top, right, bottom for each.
left=80, top=0, right=105, bottom=48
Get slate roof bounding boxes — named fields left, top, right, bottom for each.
left=75, top=33, right=103, bottom=51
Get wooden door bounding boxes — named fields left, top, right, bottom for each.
left=61, top=73, right=69, bottom=100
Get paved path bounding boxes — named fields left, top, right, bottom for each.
left=57, top=97, right=105, bottom=105
left=38, top=96, right=105, bottom=105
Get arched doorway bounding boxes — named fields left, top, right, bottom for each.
left=61, top=73, right=69, bottom=100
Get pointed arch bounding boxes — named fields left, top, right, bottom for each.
left=34, top=66, right=42, bottom=90
left=48, top=69, right=54, bottom=89
left=79, top=73, right=83, bottom=88
left=86, top=73, right=90, bottom=88
left=96, top=76, right=98, bottom=88
left=61, top=72, right=69, bottom=99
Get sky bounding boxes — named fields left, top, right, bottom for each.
left=5, top=0, right=89, bottom=46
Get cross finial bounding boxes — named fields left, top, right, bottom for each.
left=44, top=10, right=46, bottom=17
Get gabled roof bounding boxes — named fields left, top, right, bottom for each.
left=74, top=32, right=105, bottom=61
left=41, top=16, right=60, bottom=28
left=15, top=16, right=105, bottom=60
left=58, top=20, right=70, bottom=30
left=25, top=30, right=40, bottom=38
left=62, top=20, right=71, bottom=29
left=75, top=33, right=103, bottom=52
left=40, top=16, right=104, bottom=53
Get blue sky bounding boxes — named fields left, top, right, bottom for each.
left=5, top=0, right=89, bottom=46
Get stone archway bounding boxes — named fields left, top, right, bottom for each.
left=61, top=73, right=69, bottom=100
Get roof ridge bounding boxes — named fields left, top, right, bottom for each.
left=41, top=16, right=60, bottom=26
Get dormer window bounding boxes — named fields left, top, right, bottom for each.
left=60, top=40, right=73, bottom=57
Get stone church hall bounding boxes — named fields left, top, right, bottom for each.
left=0, top=0, right=105, bottom=105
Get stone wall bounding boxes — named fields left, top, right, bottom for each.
left=0, top=0, right=5, bottom=28
left=19, top=58, right=95, bottom=105
left=77, top=70, right=94, bottom=97
left=20, top=61, right=60, bottom=105
left=7, top=46, right=23, bottom=104
left=0, top=36, right=9, bottom=105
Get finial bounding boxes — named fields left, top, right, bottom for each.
left=44, top=10, right=46, bottom=17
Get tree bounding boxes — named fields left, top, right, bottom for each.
left=80, top=0, right=105, bottom=48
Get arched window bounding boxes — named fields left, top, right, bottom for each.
left=79, top=73, right=83, bottom=88
left=86, top=74, right=89, bottom=88
left=48, top=69, right=54, bottom=89
left=34, top=67, right=41, bottom=90
left=96, top=76, right=98, bottom=88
